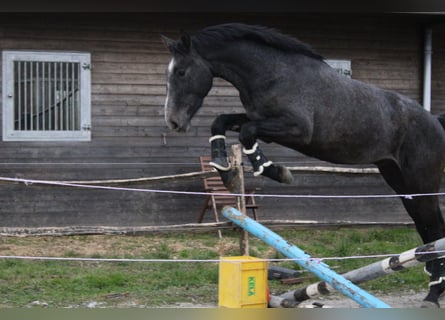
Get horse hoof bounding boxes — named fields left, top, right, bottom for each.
left=219, top=169, right=242, bottom=193
left=262, top=165, right=294, bottom=184
left=420, top=300, right=440, bottom=308
left=278, top=166, right=294, bottom=184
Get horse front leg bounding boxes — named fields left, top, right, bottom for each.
left=242, top=141, right=294, bottom=184
left=238, top=119, right=295, bottom=184
left=209, top=114, right=250, bottom=191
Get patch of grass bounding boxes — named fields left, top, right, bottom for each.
left=0, top=227, right=430, bottom=307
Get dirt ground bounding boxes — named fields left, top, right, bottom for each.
left=134, top=291, right=438, bottom=308
left=63, top=290, right=436, bottom=308
left=293, top=291, right=434, bottom=308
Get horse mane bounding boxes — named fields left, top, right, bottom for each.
left=192, top=23, right=323, bottom=60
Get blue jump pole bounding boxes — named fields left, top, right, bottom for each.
left=222, top=206, right=391, bottom=308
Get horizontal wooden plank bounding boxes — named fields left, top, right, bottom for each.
left=92, top=62, right=166, bottom=74
left=92, top=73, right=166, bottom=85
left=93, top=52, right=170, bottom=64
left=91, top=83, right=238, bottom=97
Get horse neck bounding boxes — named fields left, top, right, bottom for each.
left=198, top=42, right=277, bottom=99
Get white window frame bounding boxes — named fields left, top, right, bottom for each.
left=2, top=50, right=91, bottom=141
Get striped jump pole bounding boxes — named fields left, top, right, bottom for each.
left=276, top=236, right=445, bottom=305
left=222, top=206, right=391, bottom=308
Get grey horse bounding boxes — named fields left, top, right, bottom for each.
left=162, top=23, right=445, bottom=307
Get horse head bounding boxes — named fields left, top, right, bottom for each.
left=161, top=33, right=213, bottom=132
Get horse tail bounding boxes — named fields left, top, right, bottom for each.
left=437, top=113, right=445, bottom=131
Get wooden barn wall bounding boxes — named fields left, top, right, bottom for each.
left=0, top=13, right=443, bottom=229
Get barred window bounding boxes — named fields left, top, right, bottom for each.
left=2, top=51, right=91, bottom=141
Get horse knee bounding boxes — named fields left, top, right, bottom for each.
left=239, top=123, right=257, bottom=148
left=211, top=113, right=249, bottom=135
left=210, top=115, right=228, bottom=135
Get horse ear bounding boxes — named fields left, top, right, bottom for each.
left=179, top=32, right=192, bottom=53
left=160, top=34, right=176, bottom=53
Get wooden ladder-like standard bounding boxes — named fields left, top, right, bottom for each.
left=197, top=156, right=259, bottom=237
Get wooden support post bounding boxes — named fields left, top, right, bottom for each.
left=231, top=144, right=249, bottom=256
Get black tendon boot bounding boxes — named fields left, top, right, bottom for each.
left=243, top=143, right=293, bottom=184
left=208, top=135, right=240, bottom=192
left=209, top=135, right=230, bottom=171
left=422, top=257, right=445, bottom=308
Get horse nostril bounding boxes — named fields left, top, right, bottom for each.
left=170, top=120, right=179, bottom=130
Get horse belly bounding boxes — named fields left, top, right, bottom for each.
left=275, top=128, right=393, bottom=165
left=296, top=143, right=385, bottom=165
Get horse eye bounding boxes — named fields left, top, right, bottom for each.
left=177, top=69, right=186, bottom=77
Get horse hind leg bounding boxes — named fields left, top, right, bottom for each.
left=424, top=258, right=445, bottom=308
left=377, top=159, right=445, bottom=307
left=407, top=198, right=445, bottom=308
left=415, top=197, right=445, bottom=308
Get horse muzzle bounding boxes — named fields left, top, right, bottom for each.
left=165, top=113, right=191, bottom=132
left=165, top=98, right=201, bottom=133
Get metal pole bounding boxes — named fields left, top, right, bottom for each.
left=222, top=206, right=391, bottom=308
left=423, top=27, right=432, bottom=111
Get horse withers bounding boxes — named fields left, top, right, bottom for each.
left=161, top=23, right=445, bottom=307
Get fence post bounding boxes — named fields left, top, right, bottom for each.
left=231, top=144, right=249, bottom=256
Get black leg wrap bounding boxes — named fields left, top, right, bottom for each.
left=422, top=257, right=445, bottom=307
left=244, top=143, right=272, bottom=176
left=209, top=135, right=230, bottom=171
left=243, top=143, right=293, bottom=184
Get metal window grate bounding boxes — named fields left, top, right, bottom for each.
left=14, top=61, right=80, bottom=131
left=3, top=50, right=91, bottom=141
